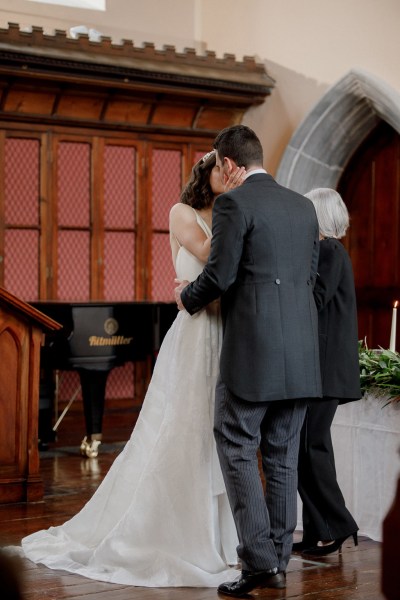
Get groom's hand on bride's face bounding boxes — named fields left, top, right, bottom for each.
left=174, top=279, right=190, bottom=311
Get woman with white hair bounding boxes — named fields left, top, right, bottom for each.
left=293, top=188, right=361, bottom=556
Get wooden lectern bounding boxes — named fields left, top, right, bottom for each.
left=0, top=287, right=61, bottom=503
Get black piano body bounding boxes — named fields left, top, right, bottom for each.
left=30, top=300, right=178, bottom=445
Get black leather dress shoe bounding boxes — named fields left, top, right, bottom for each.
left=217, top=568, right=286, bottom=597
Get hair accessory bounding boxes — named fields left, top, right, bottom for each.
left=201, top=149, right=216, bottom=163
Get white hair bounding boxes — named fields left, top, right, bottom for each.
left=305, top=188, right=349, bottom=239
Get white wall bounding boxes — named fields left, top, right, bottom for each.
left=201, top=0, right=400, bottom=89
left=200, top=0, right=400, bottom=172
left=0, top=0, right=200, bottom=50
left=0, top=0, right=399, bottom=173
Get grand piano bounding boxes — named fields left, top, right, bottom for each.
left=30, top=301, right=178, bottom=449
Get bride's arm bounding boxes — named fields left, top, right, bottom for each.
left=169, top=204, right=211, bottom=263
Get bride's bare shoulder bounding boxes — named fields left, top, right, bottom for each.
left=169, top=203, right=195, bottom=225
left=170, top=203, right=194, bottom=216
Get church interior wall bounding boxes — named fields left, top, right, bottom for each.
left=0, top=1, right=398, bottom=174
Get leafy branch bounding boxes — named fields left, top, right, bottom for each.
left=359, top=340, right=400, bottom=403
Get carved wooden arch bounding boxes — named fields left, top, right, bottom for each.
left=276, top=68, right=400, bottom=193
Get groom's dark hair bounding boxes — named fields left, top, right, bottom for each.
left=213, top=125, right=263, bottom=169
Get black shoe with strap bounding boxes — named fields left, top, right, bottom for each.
left=217, top=568, right=286, bottom=597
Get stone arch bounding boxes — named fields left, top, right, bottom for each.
left=276, top=68, right=400, bottom=194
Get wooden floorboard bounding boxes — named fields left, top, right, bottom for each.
left=0, top=403, right=385, bottom=599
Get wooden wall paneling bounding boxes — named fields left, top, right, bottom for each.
left=39, top=131, right=52, bottom=299
left=49, top=132, right=59, bottom=299
left=0, top=124, right=216, bottom=305
left=2, top=84, right=57, bottom=116
left=151, top=101, right=198, bottom=128
left=195, top=106, right=243, bottom=131
left=0, top=130, right=4, bottom=286
left=0, top=23, right=274, bottom=432
left=103, top=95, right=153, bottom=126
left=56, top=90, right=106, bottom=121
left=0, top=25, right=273, bottom=138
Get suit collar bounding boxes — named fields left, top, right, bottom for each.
left=243, top=172, right=273, bottom=184
left=244, top=168, right=268, bottom=180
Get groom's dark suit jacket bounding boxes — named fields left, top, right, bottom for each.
left=181, top=173, right=322, bottom=403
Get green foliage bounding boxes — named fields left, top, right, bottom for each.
left=359, top=340, right=400, bottom=403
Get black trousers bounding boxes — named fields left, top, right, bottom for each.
left=78, top=369, right=108, bottom=436
left=214, top=378, right=307, bottom=573
left=297, top=397, right=358, bottom=542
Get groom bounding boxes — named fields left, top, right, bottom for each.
left=175, top=125, right=321, bottom=596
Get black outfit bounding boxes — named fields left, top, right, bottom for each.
left=297, top=238, right=361, bottom=544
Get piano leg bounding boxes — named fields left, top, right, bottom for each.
left=78, top=369, right=109, bottom=457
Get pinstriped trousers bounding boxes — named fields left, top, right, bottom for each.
left=214, top=377, right=307, bottom=573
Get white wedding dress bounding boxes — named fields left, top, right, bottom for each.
left=20, top=211, right=239, bottom=587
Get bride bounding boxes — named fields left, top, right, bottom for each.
left=19, top=151, right=245, bottom=588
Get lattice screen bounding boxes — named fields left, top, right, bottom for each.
left=104, top=232, right=135, bottom=300
left=151, top=149, right=182, bottom=301
left=57, top=231, right=90, bottom=300
left=4, top=138, right=40, bottom=299
left=104, top=145, right=136, bottom=300
left=2, top=137, right=207, bottom=411
left=57, top=142, right=91, bottom=300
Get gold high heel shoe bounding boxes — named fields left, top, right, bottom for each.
left=80, top=436, right=101, bottom=458
left=80, top=436, right=89, bottom=456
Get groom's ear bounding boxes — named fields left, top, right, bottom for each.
left=224, top=157, right=236, bottom=175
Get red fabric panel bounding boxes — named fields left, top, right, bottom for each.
left=104, top=232, right=135, bottom=300
left=5, top=138, right=39, bottom=225
left=151, top=149, right=182, bottom=230
left=4, top=230, right=39, bottom=300
left=104, top=145, right=135, bottom=229
left=57, top=231, right=90, bottom=300
left=57, top=142, right=90, bottom=228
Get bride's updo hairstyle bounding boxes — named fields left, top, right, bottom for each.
left=180, top=150, right=216, bottom=210
left=305, top=187, right=350, bottom=240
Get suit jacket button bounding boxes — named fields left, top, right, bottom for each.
left=275, top=278, right=280, bottom=284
